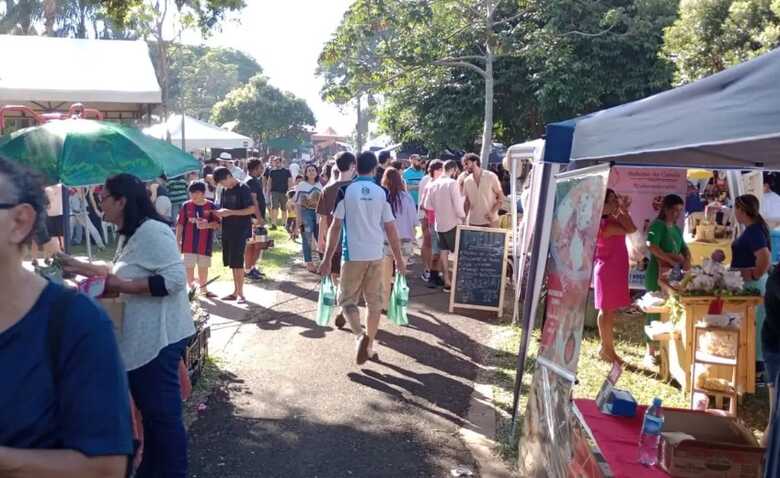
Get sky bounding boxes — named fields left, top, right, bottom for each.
left=185, top=0, right=356, bottom=137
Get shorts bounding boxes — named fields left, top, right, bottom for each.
left=182, top=253, right=212, bottom=268
left=221, top=235, right=247, bottom=269
left=339, top=260, right=384, bottom=314
left=764, top=350, right=780, bottom=388
left=46, top=215, right=64, bottom=237
left=437, top=228, right=457, bottom=252
left=384, top=239, right=414, bottom=259
left=271, top=191, right=288, bottom=209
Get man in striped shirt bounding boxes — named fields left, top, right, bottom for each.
left=167, top=175, right=190, bottom=224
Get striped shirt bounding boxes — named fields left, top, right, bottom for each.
left=177, top=200, right=218, bottom=256
left=167, top=178, right=189, bottom=206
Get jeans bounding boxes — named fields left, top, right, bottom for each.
left=127, top=338, right=189, bottom=478
left=300, top=208, right=317, bottom=263
left=69, top=213, right=105, bottom=248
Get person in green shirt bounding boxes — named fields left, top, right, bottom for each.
left=644, top=194, right=690, bottom=368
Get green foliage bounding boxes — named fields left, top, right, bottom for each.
left=154, top=43, right=262, bottom=120
left=97, top=0, right=244, bottom=35
left=210, top=75, right=316, bottom=143
left=320, top=0, right=677, bottom=154
left=663, top=0, right=780, bottom=84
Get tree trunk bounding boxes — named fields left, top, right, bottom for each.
left=479, top=50, right=494, bottom=163
left=355, top=95, right=366, bottom=152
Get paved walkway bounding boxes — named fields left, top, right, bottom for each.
left=187, top=262, right=508, bottom=478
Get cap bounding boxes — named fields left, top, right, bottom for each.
left=219, top=152, right=233, bottom=160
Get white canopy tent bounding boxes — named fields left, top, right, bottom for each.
left=0, top=35, right=160, bottom=119
left=144, top=114, right=253, bottom=152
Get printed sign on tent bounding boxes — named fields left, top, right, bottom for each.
left=539, top=166, right=610, bottom=374
left=607, top=167, right=687, bottom=288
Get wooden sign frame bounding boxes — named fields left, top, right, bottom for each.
left=449, top=225, right=510, bottom=317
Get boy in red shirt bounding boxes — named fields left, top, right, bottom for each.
left=176, top=181, right=220, bottom=297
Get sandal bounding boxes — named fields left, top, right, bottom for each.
left=200, top=290, right=218, bottom=299
left=221, top=294, right=237, bottom=301
left=237, top=296, right=248, bottom=305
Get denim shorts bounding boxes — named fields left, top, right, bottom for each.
left=765, top=350, right=780, bottom=388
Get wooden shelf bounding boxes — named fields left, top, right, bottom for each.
left=694, top=351, right=738, bottom=367
left=693, top=386, right=737, bottom=397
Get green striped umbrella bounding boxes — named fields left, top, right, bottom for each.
left=0, top=119, right=201, bottom=186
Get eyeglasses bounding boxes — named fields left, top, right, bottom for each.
left=0, top=203, right=19, bottom=209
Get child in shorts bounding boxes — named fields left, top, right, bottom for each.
left=286, top=190, right=298, bottom=240
left=176, top=181, right=220, bottom=297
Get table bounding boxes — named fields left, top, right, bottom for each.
left=686, top=238, right=731, bottom=265
left=648, top=296, right=761, bottom=395
left=572, top=399, right=669, bottom=478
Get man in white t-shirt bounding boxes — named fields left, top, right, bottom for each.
left=319, top=151, right=406, bottom=365
left=762, top=173, right=780, bottom=228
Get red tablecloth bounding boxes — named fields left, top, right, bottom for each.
left=573, top=399, right=670, bottom=478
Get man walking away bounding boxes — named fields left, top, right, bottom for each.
left=422, top=160, right=464, bottom=292
left=264, top=156, right=293, bottom=230
left=176, top=181, right=219, bottom=298
left=213, top=167, right=255, bottom=304
left=419, top=160, right=445, bottom=287
left=167, top=175, right=190, bottom=224
left=462, top=153, right=504, bottom=228
left=244, top=158, right=267, bottom=281
left=375, top=150, right=390, bottom=185
left=403, top=154, right=426, bottom=207
left=320, top=151, right=406, bottom=364
left=317, top=151, right=357, bottom=329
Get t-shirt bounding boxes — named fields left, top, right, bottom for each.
left=295, top=181, right=323, bottom=210
left=374, top=165, right=386, bottom=186
left=762, top=191, right=780, bottom=223
left=0, top=282, right=133, bottom=456
left=463, top=169, right=502, bottom=226
left=318, top=180, right=353, bottom=217
left=289, top=162, right=301, bottom=180
left=334, top=176, right=395, bottom=262
left=265, top=168, right=292, bottom=193
left=167, top=178, right=189, bottom=206
left=731, top=223, right=769, bottom=269
left=645, top=219, right=685, bottom=291
left=246, top=176, right=266, bottom=218
left=177, top=200, right=219, bottom=256
left=402, top=167, right=426, bottom=205
left=762, top=266, right=780, bottom=354
left=219, top=183, right=253, bottom=238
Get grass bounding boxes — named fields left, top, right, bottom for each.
left=489, top=309, right=772, bottom=466
left=68, top=227, right=301, bottom=283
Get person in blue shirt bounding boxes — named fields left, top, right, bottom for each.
left=402, top=154, right=426, bottom=206
left=0, top=156, right=132, bottom=477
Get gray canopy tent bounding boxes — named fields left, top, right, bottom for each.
left=511, top=46, right=780, bottom=426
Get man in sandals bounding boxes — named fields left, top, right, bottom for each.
left=214, top=167, right=255, bottom=305
left=319, top=151, right=406, bottom=365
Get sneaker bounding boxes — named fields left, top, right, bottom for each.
left=335, top=313, right=346, bottom=329
left=356, top=333, right=370, bottom=365
left=249, top=268, right=264, bottom=280
left=442, top=285, right=451, bottom=293
left=420, top=270, right=430, bottom=282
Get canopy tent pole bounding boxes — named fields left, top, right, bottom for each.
left=510, top=161, right=554, bottom=433
left=80, top=188, right=92, bottom=262
left=510, top=156, right=520, bottom=324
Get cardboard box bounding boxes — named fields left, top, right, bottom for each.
left=660, top=409, right=764, bottom=477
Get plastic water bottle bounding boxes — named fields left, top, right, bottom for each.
left=638, top=397, right=664, bottom=466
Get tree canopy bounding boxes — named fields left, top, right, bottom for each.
left=319, top=0, right=677, bottom=155
left=211, top=75, right=316, bottom=143
left=663, top=0, right=780, bottom=85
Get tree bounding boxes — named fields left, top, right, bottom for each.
left=0, top=0, right=42, bottom=34
left=211, top=75, right=316, bottom=144
left=318, top=0, right=632, bottom=161
left=663, top=0, right=780, bottom=85
left=157, top=44, right=262, bottom=120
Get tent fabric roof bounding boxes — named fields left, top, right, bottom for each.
left=566, top=47, right=780, bottom=169
left=144, top=114, right=252, bottom=151
left=0, top=35, right=161, bottom=104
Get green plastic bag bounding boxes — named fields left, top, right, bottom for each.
left=387, top=273, right=410, bottom=326
left=316, top=276, right=337, bottom=326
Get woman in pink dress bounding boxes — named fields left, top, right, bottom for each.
left=594, top=189, right=637, bottom=364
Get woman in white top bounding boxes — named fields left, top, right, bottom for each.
left=61, top=173, right=194, bottom=478
left=294, top=164, right=323, bottom=273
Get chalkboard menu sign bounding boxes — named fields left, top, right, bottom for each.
left=449, top=225, right=509, bottom=317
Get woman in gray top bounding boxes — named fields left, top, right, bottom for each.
left=62, top=174, right=194, bottom=478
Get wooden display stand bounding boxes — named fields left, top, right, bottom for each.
left=652, top=296, right=762, bottom=395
